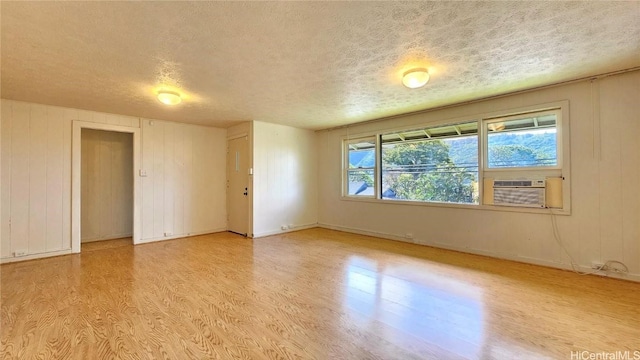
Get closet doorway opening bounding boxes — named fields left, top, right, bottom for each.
left=71, top=121, right=141, bottom=253
left=81, top=129, right=133, bottom=249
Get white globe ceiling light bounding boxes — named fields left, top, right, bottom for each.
left=157, top=91, right=182, bottom=105
left=402, top=68, right=430, bottom=89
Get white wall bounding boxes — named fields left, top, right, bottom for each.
left=2, top=101, right=73, bottom=258
left=1, top=101, right=139, bottom=259
left=81, top=129, right=133, bottom=242
left=253, top=121, right=318, bottom=237
left=317, top=70, right=640, bottom=280
left=1, top=100, right=227, bottom=261
left=139, top=119, right=227, bottom=242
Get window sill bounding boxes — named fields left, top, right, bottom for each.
left=340, top=196, right=570, bottom=216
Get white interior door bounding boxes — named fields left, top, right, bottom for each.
left=227, top=136, right=249, bottom=236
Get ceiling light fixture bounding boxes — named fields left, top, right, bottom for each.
left=157, top=90, right=182, bottom=105
left=402, top=68, right=430, bottom=89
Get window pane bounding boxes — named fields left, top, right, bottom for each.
left=348, top=139, right=376, bottom=169
left=348, top=148, right=375, bottom=168
left=487, top=114, right=557, bottom=168
left=346, top=138, right=376, bottom=197
left=347, top=169, right=375, bottom=196
left=381, top=132, right=478, bottom=204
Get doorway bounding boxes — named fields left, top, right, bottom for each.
left=71, top=121, right=141, bottom=253
left=80, top=129, right=133, bottom=245
left=227, top=135, right=249, bottom=236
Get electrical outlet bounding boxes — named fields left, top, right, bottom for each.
left=281, top=225, right=288, bottom=230
left=164, top=232, right=173, bottom=237
left=591, top=261, right=606, bottom=270
left=14, top=250, right=27, bottom=257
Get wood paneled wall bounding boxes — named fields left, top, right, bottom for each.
left=139, top=119, right=227, bottom=242
left=252, top=121, right=318, bottom=237
left=597, top=74, right=640, bottom=269
left=1, top=100, right=227, bottom=261
left=1, top=102, right=69, bottom=257
left=81, top=129, right=133, bottom=242
left=1, top=101, right=139, bottom=258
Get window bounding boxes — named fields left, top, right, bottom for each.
left=485, top=110, right=560, bottom=169
left=381, top=122, right=478, bottom=204
left=340, top=103, right=569, bottom=212
left=344, top=137, right=376, bottom=197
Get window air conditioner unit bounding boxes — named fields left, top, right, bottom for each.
left=493, top=179, right=546, bottom=208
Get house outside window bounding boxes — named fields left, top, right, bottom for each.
left=344, top=137, right=376, bottom=197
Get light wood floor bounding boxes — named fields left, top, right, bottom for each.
left=1, top=228, right=639, bottom=359
left=81, top=237, right=133, bottom=252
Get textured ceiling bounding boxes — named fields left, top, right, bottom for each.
left=2, top=2, right=639, bottom=130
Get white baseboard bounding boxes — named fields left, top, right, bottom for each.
left=136, top=228, right=228, bottom=244
left=317, top=223, right=640, bottom=283
left=318, top=223, right=408, bottom=242
left=1, top=249, right=72, bottom=264
left=1, top=229, right=228, bottom=264
left=431, top=241, right=640, bottom=282
left=252, top=223, right=318, bottom=238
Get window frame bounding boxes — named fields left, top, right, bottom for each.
left=340, top=101, right=571, bottom=215
left=482, top=108, right=562, bottom=172
left=343, top=136, right=378, bottom=198
left=379, top=120, right=480, bottom=205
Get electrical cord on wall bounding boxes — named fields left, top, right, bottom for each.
left=549, top=209, right=629, bottom=276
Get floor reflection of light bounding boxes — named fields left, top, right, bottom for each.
left=343, top=256, right=485, bottom=359
left=489, top=339, right=555, bottom=360
left=346, top=268, right=379, bottom=317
